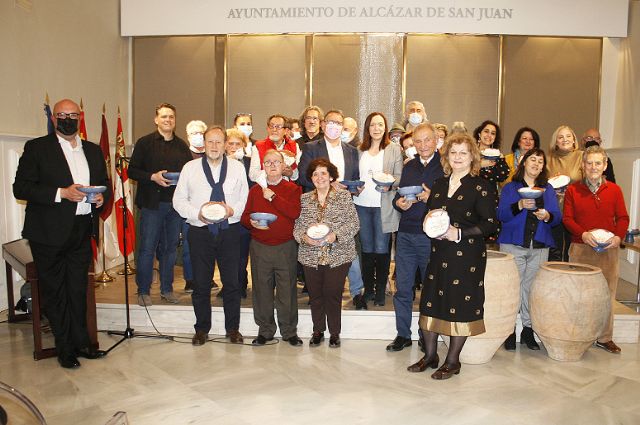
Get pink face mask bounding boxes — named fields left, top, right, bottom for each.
left=325, top=122, right=342, bottom=140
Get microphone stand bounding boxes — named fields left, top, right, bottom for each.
left=106, top=156, right=165, bottom=353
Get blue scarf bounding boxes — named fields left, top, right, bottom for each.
left=201, top=155, right=229, bottom=235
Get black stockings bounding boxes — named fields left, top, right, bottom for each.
left=422, top=331, right=467, bottom=366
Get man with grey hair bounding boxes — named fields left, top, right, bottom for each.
left=341, top=116, right=360, bottom=148
left=173, top=125, right=249, bottom=345
left=403, top=100, right=428, bottom=133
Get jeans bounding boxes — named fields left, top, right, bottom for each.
left=347, top=256, right=364, bottom=298
left=499, top=243, right=548, bottom=328
left=181, top=221, right=193, bottom=281
left=136, top=202, right=183, bottom=295
left=355, top=205, right=389, bottom=254
left=393, top=232, right=431, bottom=338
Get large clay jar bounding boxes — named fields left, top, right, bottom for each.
left=444, top=250, right=520, bottom=364
left=530, top=261, right=610, bottom=362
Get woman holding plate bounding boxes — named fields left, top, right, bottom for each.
left=496, top=148, right=561, bottom=351
left=408, top=132, right=498, bottom=380
left=353, top=112, right=403, bottom=306
left=294, top=158, right=359, bottom=348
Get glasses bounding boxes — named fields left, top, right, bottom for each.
left=56, top=112, right=80, bottom=119
left=268, top=124, right=284, bottom=130
left=305, top=116, right=320, bottom=122
left=325, top=120, right=343, bottom=126
left=264, top=160, right=282, bottom=167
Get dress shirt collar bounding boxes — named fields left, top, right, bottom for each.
left=57, top=134, right=83, bottom=151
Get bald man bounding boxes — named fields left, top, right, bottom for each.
left=14, top=99, right=111, bottom=368
left=582, top=128, right=616, bottom=183
left=341, top=117, right=360, bottom=148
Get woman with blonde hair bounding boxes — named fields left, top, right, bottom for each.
left=408, top=132, right=497, bottom=380
left=546, top=125, right=582, bottom=261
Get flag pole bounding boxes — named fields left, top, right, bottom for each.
left=96, top=102, right=115, bottom=283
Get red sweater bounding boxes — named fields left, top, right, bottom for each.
left=240, top=179, right=302, bottom=246
left=563, top=180, right=629, bottom=243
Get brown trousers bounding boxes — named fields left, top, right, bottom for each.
left=304, top=263, right=351, bottom=336
left=569, top=243, right=619, bottom=342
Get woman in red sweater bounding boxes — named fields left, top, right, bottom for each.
left=241, top=150, right=303, bottom=347
left=563, top=146, right=629, bottom=354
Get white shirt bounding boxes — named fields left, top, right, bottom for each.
left=249, top=141, right=301, bottom=183
left=354, top=150, right=384, bottom=207
left=173, top=156, right=249, bottom=227
left=325, top=139, right=345, bottom=181
left=55, top=134, right=91, bottom=215
left=420, top=153, right=435, bottom=166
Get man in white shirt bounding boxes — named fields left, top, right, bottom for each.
left=173, top=125, right=249, bottom=346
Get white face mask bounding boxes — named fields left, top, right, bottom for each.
left=408, top=112, right=423, bottom=126
left=405, top=146, right=417, bottom=159
left=188, top=133, right=204, bottom=148
left=239, top=125, right=253, bottom=137
left=340, top=131, right=352, bottom=143
left=292, top=131, right=302, bottom=140
left=233, top=149, right=244, bottom=160
left=436, top=138, right=445, bottom=150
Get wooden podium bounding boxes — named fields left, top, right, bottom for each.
left=2, top=238, right=99, bottom=360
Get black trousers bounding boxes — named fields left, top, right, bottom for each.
left=304, top=262, right=350, bottom=336
left=188, top=224, right=241, bottom=333
left=29, top=215, right=92, bottom=356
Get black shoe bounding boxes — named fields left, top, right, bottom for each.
left=373, top=300, right=385, bottom=307
left=363, top=291, right=375, bottom=302
left=58, top=355, right=81, bottom=369
left=184, top=280, right=194, bottom=293
left=504, top=331, right=516, bottom=351
left=284, top=335, right=303, bottom=346
left=329, top=335, right=341, bottom=348
left=309, top=331, right=324, bottom=347
left=252, top=335, right=274, bottom=346
left=386, top=336, right=412, bottom=352
left=407, top=354, right=439, bottom=372
left=520, top=326, right=540, bottom=350
left=353, top=294, right=368, bottom=310
left=75, top=347, right=107, bottom=359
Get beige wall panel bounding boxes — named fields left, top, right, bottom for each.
left=406, top=35, right=500, bottom=133
left=502, top=36, right=601, bottom=150
left=133, top=36, right=218, bottom=142
left=313, top=34, right=403, bottom=135
left=227, top=35, right=306, bottom=141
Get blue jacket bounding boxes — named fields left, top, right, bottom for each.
left=496, top=181, right=561, bottom=248
left=392, top=153, right=444, bottom=234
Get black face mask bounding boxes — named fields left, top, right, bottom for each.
left=56, top=118, right=78, bottom=136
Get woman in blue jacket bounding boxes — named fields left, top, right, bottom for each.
left=497, top=148, right=561, bottom=351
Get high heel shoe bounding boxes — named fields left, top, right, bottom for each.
left=431, top=362, right=461, bottom=380
left=407, top=354, right=439, bottom=373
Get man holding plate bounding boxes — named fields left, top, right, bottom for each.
left=388, top=122, right=444, bottom=352
left=14, top=98, right=111, bottom=368
left=563, top=145, right=629, bottom=354
left=173, top=125, right=249, bottom=345
left=241, top=150, right=302, bottom=346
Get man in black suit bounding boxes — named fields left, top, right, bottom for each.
left=13, top=98, right=111, bottom=369
left=297, top=109, right=360, bottom=192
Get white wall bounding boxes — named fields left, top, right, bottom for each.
left=0, top=0, right=129, bottom=310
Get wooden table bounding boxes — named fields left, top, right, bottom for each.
left=3, top=239, right=98, bottom=360
left=621, top=237, right=640, bottom=306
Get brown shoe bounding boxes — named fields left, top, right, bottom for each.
left=595, top=340, right=621, bottom=354
left=431, top=362, right=461, bottom=380
left=226, top=330, right=244, bottom=344
left=192, top=330, right=207, bottom=346
left=407, top=354, right=439, bottom=373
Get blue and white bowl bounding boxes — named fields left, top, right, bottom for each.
left=549, top=175, right=570, bottom=193
left=397, top=185, right=423, bottom=202
left=250, top=212, right=277, bottom=228
left=340, top=180, right=365, bottom=194
left=481, top=148, right=501, bottom=161
left=77, top=185, right=107, bottom=203
left=162, top=172, right=181, bottom=185
left=372, top=172, right=395, bottom=192
left=593, top=241, right=611, bottom=253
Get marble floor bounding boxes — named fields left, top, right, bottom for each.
left=1, top=307, right=640, bottom=425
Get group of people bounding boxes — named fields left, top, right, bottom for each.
left=13, top=98, right=630, bottom=380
